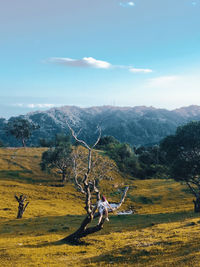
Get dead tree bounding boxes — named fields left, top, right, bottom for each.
left=71, top=146, right=118, bottom=193
left=62, top=123, right=129, bottom=244
left=15, top=194, right=29, bottom=219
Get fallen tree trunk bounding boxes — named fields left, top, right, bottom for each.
left=62, top=187, right=129, bottom=243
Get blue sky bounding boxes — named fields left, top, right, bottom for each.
left=0, top=0, right=200, bottom=118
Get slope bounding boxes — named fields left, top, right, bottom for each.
left=0, top=148, right=200, bottom=266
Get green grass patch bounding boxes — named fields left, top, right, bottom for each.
left=127, top=194, right=163, bottom=204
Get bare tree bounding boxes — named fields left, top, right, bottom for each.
left=15, top=194, right=29, bottom=219
left=71, top=146, right=118, bottom=194
left=62, top=123, right=129, bottom=244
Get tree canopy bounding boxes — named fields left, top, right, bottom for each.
left=160, top=121, right=200, bottom=211
left=40, top=134, right=73, bottom=182
left=6, top=118, right=39, bottom=147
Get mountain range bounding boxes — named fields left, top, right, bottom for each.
left=1, top=105, right=200, bottom=147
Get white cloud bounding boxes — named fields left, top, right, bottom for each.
left=49, top=57, right=111, bottom=69
left=12, top=103, right=55, bottom=109
left=27, top=104, right=55, bottom=108
left=129, top=67, right=153, bottom=73
left=119, top=2, right=135, bottom=7
left=49, top=56, right=153, bottom=74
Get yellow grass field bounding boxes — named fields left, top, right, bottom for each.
left=0, top=148, right=200, bottom=266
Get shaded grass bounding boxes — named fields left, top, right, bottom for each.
left=127, top=194, right=163, bottom=204
left=0, top=170, right=50, bottom=184
left=1, top=211, right=200, bottom=240
left=1, top=213, right=200, bottom=266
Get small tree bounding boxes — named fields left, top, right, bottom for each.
left=6, top=118, right=39, bottom=147
left=40, top=135, right=73, bottom=182
left=62, top=123, right=129, bottom=244
left=160, top=121, right=200, bottom=212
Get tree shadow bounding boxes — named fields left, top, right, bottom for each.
left=85, top=238, right=200, bottom=266
left=0, top=170, right=50, bottom=184
left=1, top=211, right=200, bottom=249
left=1, top=211, right=199, bottom=237
left=23, top=238, right=89, bottom=248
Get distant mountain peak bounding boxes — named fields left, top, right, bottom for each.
left=173, top=105, right=200, bottom=117
left=1, top=105, right=200, bottom=147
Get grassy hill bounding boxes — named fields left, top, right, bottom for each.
left=0, top=148, right=200, bottom=266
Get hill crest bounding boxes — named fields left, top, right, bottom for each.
left=1, top=105, right=200, bottom=147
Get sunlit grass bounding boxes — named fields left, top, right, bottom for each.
left=0, top=148, right=200, bottom=266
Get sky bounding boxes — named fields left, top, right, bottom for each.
left=0, top=0, right=200, bottom=118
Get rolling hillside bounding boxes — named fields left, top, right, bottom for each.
left=1, top=148, right=200, bottom=266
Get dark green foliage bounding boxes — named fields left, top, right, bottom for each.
left=40, top=135, right=72, bottom=182
left=137, top=164, right=168, bottom=180
left=96, top=136, right=120, bottom=150
left=39, top=138, right=54, bottom=147
left=107, top=143, right=135, bottom=173
left=135, top=145, right=166, bottom=166
left=55, top=133, right=71, bottom=146
left=0, top=139, right=4, bottom=147
left=6, top=118, right=39, bottom=147
left=97, top=137, right=141, bottom=176
left=160, top=121, right=200, bottom=182
left=160, top=121, right=200, bottom=211
left=39, top=133, right=71, bottom=148
left=135, top=145, right=169, bottom=179
left=97, top=136, right=168, bottom=179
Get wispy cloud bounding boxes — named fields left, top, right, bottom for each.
left=129, top=67, right=153, bottom=73
left=48, top=56, right=152, bottom=74
left=136, top=73, right=200, bottom=108
left=119, top=2, right=135, bottom=8
left=147, top=75, right=180, bottom=88
left=49, top=57, right=111, bottom=69
left=12, top=103, right=55, bottom=109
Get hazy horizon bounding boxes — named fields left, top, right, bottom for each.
left=1, top=103, right=200, bottom=120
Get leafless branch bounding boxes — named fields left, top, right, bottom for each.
left=64, top=122, right=129, bottom=243
left=66, top=121, right=90, bottom=150
left=92, top=126, right=101, bottom=148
